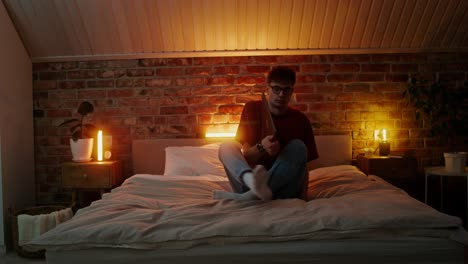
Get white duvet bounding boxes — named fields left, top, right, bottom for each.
left=28, top=165, right=467, bottom=251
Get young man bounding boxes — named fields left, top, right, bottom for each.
left=214, top=66, right=318, bottom=201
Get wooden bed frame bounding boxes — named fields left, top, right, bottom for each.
left=132, top=135, right=352, bottom=174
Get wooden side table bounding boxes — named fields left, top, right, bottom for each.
left=424, top=166, right=468, bottom=226
left=61, top=160, right=123, bottom=207
left=356, top=155, right=418, bottom=197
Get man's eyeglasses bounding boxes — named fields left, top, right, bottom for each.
left=270, top=86, right=293, bottom=95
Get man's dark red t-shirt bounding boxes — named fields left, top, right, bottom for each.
left=235, top=100, right=319, bottom=169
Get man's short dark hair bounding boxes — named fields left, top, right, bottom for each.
left=267, top=66, right=296, bottom=86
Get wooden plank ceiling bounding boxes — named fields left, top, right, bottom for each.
left=3, top=0, right=468, bottom=62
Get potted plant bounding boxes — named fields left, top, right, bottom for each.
left=59, top=101, right=97, bottom=162
left=403, top=78, right=468, bottom=172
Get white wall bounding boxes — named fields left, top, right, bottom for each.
left=0, top=1, right=34, bottom=251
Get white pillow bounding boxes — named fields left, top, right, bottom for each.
left=164, top=143, right=227, bottom=177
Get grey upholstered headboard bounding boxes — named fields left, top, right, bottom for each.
left=132, top=135, right=351, bottom=175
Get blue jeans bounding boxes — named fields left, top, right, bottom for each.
left=218, top=139, right=307, bottom=199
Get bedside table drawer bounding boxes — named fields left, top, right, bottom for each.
left=62, top=165, right=111, bottom=188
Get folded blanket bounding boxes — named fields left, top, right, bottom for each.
left=18, top=208, right=73, bottom=246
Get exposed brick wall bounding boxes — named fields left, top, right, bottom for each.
left=32, top=53, right=468, bottom=204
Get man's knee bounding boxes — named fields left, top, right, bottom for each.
left=286, top=139, right=307, bottom=158
left=218, top=142, right=241, bottom=162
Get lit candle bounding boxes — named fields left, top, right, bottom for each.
left=382, top=129, right=387, bottom=142
left=97, top=130, right=103, bottom=161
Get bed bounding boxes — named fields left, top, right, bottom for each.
left=28, top=135, right=468, bottom=263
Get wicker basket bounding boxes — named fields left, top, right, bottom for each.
left=10, top=205, right=66, bottom=258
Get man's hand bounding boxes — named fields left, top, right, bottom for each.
left=261, top=135, right=280, bottom=156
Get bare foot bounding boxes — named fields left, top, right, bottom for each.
left=243, top=165, right=272, bottom=201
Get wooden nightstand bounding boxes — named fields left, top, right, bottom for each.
left=356, top=155, right=418, bottom=197
left=61, top=160, right=123, bottom=207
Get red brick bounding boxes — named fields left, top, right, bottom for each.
left=220, top=86, right=251, bottom=95
left=361, top=64, right=390, bottom=72
left=87, top=80, right=114, bottom=88
left=161, top=106, right=188, bottom=115
left=207, top=96, right=234, bottom=104
left=297, top=74, right=326, bottom=83
left=59, top=81, right=86, bottom=89
left=229, top=114, right=241, bottom=123
left=279, top=55, right=307, bottom=63
left=107, top=89, right=134, bottom=97
left=164, top=88, right=191, bottom=96
left=49, top=90, right=77, bottom=100
left=77, top=89, right=106, bottom=99
left=356, top=73, right=385, bottom=82
left=335, top=93, right=354, bottom=101
left=330, top=112, right=345, bottom=121
left=214, top=66, right=240, bottom=75
left=186, top=97, right=207, bottom=105
left=224, top=56, right=253, bottom=65
left=98, top=107, right=132, bottom=116
left=156, top=68, right=185, bottom=76
left=167, top=115, right=197, bottom=124
left=293, top=85, right=315, bottom=93
left=116, top=79, right=145, bottom=87
left=39, top=72, right=66, bottom=80
left=126, top=69, right=153, bottom=77
left=391, top=64, right=419, bottom=72
left=193, top=57, right=224, bottom=65
left=254, top=56, right=280, bottom=63
left=191, top=105, right=218, bottom=114
left=139, top=58, right=191, bottom=67
left=236, top=76, right=265, bottom=85
left=186, top=77, right=208, bottom=86
left=331, top=64, right=360, bottom=72
left=244, top=65, right=270, bottom=74
left=198, top=114, right=212, bottom=124
left=372, top=83, right=402, bottom=92
left=209, top=76, right=234, bottom=85
left=354, top=92, right=385, bottom=101
left=46, top=109, right=72, bottom=118
left=82, top=60, right=139, bottom=69
left=235, top=95, right=260, bottom=103
left=132, top=107, right=160, bottom=115
left=218, top=105, right=244, bottom=114
left=315, top=84, right=344, bottom=93
left=146, top=78, right=172, bottom=87
left=309, top=103, right=338, bottom=111
left=296, top=94, right=324, bottom=102
left=327, top=74, right=355, bottom=82
left=346, top=112, right=360, bottom=121
left=210, top=114, right=228, bottom=124
left=34, top=80, right=57, bottom=90
left=344, top=83, right=370, bottom=92
left=301, top=64, right=331, bottom=72
left=68, top=70, right=96, bottom=79
left=136, top=88, right=163, bottom=97
left=336, top=121, right=365, bottom=130
left=385, top=74, right=409, bottom=82
left=186, top=67, right=212, bottom=75
left=192, top=87, right=219, bottom=95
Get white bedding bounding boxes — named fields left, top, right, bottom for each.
left=28, top=166, right=467, bottom=252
